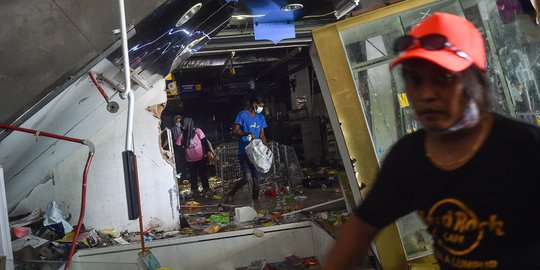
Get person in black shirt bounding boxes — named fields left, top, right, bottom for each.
left=322, top=13, right=540, bottom=270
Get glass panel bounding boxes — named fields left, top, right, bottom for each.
left=482, top=0, right=540, bottom=125
left=400, top=0, right=465, bottom=32
left=459, top=0, right=512, bottom=115
left=338, top=0, right=472, bottom=161
left=339, top=0, right=526, bottom=165
left=341, top=15, right=403, bottom=70
left=340, top=15, right=405, bottom=160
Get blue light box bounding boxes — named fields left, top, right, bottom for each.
left=248, top=0, right=296, bottom=44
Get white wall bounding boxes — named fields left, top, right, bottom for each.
left=0, top=166, right=14, bottom=268
left=1, top=59, right=179, bottom=232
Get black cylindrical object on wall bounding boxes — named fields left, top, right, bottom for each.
left=122, top=150, right=140, bottom=220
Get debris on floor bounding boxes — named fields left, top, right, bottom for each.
left=10, top=166, right=348, bottom=267
left=238, top=255, right=320, bottom=269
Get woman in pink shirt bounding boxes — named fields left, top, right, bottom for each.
left=176, top=117, right=211, bottom=194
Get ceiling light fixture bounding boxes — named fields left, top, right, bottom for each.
left=170, top=35, right=208, bottom=71
left=178, top=36, right=205, bottom=57
left=281, top=3, right=304, bottom=12
left=231, top=14, right=266, bottom=20
left=176, top=3, right=203, bottom=27
left=335, top=0, right=360, bottom=20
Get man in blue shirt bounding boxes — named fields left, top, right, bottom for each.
left=225, top=97, right=268, bottom=202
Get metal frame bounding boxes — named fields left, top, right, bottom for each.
left=0, top=166, right=14, bottom=270
left=310, top=0, right=437, bottom=269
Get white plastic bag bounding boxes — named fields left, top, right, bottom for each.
left=43, top=201, right=73, bottom=235
left=245, top=139, right=273, bottom=173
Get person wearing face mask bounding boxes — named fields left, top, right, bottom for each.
left=176, top=117, right=211, bottom=194
left=225, top=97, right=268, bottom=203
left=172, top=115, right=185, bottom=179
left=322, top=13, right=540, bottom=270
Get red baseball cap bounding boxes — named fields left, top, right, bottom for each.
left=390, top=12, right=486, bottom=72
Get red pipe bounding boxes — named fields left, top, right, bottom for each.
left=0, top=124, right=84, bottom=144
left=88, top=71, right=110, bottom=102
left=65, top=153, right=93, bottom=270
left=0, top=124, right=94, bottom=270
left=133, top=155, right=146, bottom=253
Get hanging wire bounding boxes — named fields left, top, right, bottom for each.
left=302, top=10, right=337, bottom=19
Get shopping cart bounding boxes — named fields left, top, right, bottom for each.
left=215, top=141, right=303, bottom=195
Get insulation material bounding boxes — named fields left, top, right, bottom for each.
left=147, top=103, right=166, bottom=119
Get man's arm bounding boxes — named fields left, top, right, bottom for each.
left=321, top=215, right=378, bottom=270
left=231, top=124, right=250, bottom=139
left=260, top=128, right=267, bottom=144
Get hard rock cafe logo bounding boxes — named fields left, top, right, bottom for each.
left=422, top=198, right=505, bottom=256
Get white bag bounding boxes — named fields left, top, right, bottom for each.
left=43, top=201, right=73, bottom=235
left=245, top=139, right=273, bottom=173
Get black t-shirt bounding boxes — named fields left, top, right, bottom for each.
left=355, top=114, right=540, bottom=269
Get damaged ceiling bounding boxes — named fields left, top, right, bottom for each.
left=0, top=0, right=166, bottom=127
left=0, top=0, right=393, bottom=137
left=0, top=0, right=396, bottom=212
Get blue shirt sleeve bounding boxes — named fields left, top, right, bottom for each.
left=234, top=111, right=245, bottom=128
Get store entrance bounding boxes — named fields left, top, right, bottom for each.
left=159, top=48, right=353, bottom=233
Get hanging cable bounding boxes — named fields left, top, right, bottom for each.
left=301, top=10, right=336, bottom=19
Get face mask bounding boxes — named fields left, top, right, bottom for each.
left=432, top=99, right=481, bottom=135
left=175, top=123, right=182, bottom=127
left=255, top=106, right=263, bottom=114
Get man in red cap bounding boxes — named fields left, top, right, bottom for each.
left=322, top=12, right=540, bottom=269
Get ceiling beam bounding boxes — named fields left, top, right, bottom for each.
left=255, top=47, right=303, bottom=81
left=194, top=42, right=311, bottom=56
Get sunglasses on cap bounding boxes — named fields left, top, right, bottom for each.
left=393, top=34, right=472, bottom=62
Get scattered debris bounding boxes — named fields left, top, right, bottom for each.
left=12, top=226, right=31, bottom=238
left=12, top=235, right=49, bottom=252
left=9, top=209, right=43, bottom=227
left=241, top=255, right=320, bottom=270
left=9, top=166, right=347, bottom=267
left=43, top=201, right=73, bottom=236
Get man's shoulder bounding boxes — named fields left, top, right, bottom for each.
left=381, top=129, right=425, bottom=164
left=492, top=113, right=540, bottom=144
left=235, top=110, right=248, bottom=122
left=395, top=129, right=425, bottom=148
left=237, top=109, right=250, bottom=117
